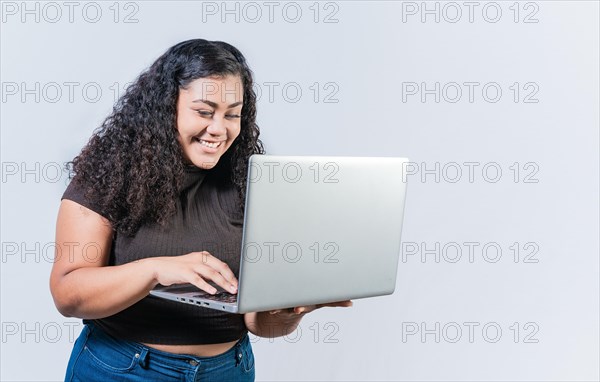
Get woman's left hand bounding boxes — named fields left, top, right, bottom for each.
left=267, top=300, right=353, bottom=317
left=246, top=300, right=353, bottom=338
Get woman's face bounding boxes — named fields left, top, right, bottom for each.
left=176, top=75, right=244, bottom=169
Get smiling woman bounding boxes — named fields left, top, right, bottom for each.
left=50, top=38, right=351, bottom=382
left=49, top=39, right=267, bottom=381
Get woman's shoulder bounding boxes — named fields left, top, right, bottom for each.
left=61, top=176, right=111, bottom=221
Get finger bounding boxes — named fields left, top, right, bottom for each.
left=196, top=267, right=238, bottom=294
left=189, top=274, right=218, bottom=295
left=316, top=300, right=353, bottom=308
left=294, top=306, right=316, bottom=314
left=197, top=252, right=239, bottom=287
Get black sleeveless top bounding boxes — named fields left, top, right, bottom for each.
left=61, top=165, right=247, bottom=345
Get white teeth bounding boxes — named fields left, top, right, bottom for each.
left=198, top=139, right=220, bottom=148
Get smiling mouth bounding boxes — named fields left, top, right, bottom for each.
left=193, top=137, right=223, bottom=149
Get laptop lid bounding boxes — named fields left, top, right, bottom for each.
left=236, top=154, right=408, bottom=313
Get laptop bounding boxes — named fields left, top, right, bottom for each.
left=149, top=154, right=409, bottom=313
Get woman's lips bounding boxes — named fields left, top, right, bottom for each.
left=193, top=137, right=223, bottom=153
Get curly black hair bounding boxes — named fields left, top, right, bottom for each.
left=66, top=39, right=266, bottom=237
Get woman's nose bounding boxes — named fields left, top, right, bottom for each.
left=206, top=115, right=227, bottom=136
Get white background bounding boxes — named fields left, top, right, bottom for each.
left=1, top=1, right=598, bottom=381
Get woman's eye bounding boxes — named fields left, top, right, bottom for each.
left=197, top=110, right=214, bottom=117
left=226, top=114, right=241, bottom=119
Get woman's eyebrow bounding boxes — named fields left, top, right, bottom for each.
left=192, top=99, right=243, bottom=108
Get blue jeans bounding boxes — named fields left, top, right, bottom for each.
left=64, top=322, right=255, bottom=381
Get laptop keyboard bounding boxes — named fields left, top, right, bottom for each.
left=193, top=292, right=238, bottom=304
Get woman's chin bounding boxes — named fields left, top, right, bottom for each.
left=191, top=158, right=218, bottom=169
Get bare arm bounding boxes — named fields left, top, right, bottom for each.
left=49, top=199, right=239, bottom=319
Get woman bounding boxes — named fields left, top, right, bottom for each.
left=50, top=38, right=351, bottom=381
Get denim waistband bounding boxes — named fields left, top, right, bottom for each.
left=85, top=321, right=249, bottom=371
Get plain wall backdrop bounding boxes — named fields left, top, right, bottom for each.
left=1, top=1, right=598, bottom=381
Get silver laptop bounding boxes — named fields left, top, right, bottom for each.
left=150, top=154, right=409, bottom=313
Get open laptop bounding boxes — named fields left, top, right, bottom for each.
left=150, top=154, right=409, bottom=313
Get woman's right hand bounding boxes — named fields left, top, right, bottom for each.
left=150, top=251, right=238, bottom=295
left=50, top=200, right=238, bottom=319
